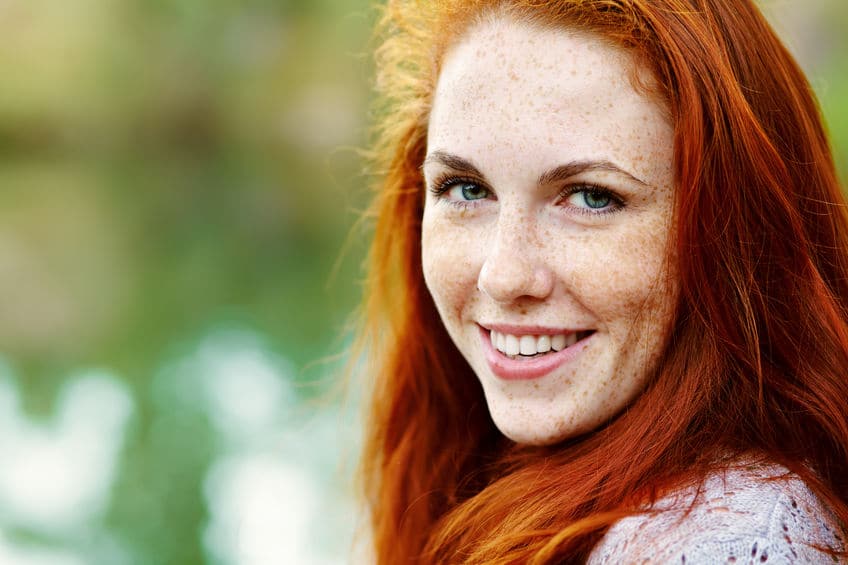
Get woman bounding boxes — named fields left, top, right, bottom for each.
left=355, top=0, right=848, bottom=562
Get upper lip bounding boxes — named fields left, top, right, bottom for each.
left=479, top=322, right=591, bottom=335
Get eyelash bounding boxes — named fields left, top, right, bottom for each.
left=558, top=184, right=625, bottom=216
left=429, top=175, right=492, bottom=208
left=429, top=174, right=625, bottom=215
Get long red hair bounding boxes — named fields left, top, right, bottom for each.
left=354, top=0, right=848, bottom=562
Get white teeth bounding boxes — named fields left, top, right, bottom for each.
left=489, top=329, right=582, bottom=357
left=505, top=334, right=520, bottom=356
left=551, top=334, right=566, bottom=351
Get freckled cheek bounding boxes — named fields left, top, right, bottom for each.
left=421, top=219, right=484, bottom=321
left=561, top=231, right=673, bottom=321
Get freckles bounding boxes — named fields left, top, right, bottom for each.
left=553, top=415, right=572, bottom=436
left=429, top=19, right=680, bottom=445
left=422, top=225, right=476, bottom=315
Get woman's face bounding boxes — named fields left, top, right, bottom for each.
left=421, top=17, right=678, bottom=445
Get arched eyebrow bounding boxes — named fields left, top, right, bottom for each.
left=422, top=151, right=484, bottom=178
left=538, top=160, right=650, bottom=188
left=423, top=151, right=650, bottom=188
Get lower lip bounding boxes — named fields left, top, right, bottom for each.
left=479, top=326, right=593, bottom=381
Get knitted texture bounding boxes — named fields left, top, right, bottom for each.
left=588, top=464, right=845, bottom=564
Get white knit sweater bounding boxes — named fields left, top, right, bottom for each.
left=588, top=463, right=845, bottom=564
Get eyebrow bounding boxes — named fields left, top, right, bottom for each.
left=422, top=150, right=651, bottom=188
left=422, top=151, right=484, bottom=177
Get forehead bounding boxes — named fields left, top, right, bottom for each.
left=427, top=17, right=671, bottom=182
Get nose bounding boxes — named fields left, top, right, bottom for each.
left=477, top=215, right=555, bottom=304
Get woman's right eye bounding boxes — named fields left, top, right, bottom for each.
left=448, top=182, right=490, bottom=201
left=431, top=178, right=492, bottom=205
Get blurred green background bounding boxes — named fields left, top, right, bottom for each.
left=0, top=1, right=844, bottom=564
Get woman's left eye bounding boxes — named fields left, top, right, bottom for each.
left=561, top=186, right=623, bottom=214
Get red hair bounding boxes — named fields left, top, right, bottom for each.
left=354, top=0, right=848, bottom=562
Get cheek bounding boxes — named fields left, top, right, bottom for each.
left=421, top=212, right=480, bottom=322
left=564, top=218, right=676, bottom=331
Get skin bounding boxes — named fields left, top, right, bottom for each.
left=421, top=16, right=679, bottom=445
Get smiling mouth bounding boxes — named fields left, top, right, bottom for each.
left=489, top=329, right=595, bottom=359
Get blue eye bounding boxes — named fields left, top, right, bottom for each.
left=580, top=189, right=611, bottom=209
left=449, top=182, right=489, bottom=201
left=429, top=176, right=492, bottom=206
left=562, top=185, right=622, bottom=214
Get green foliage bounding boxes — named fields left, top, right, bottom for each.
left=0, top=0, right=374, bottom=563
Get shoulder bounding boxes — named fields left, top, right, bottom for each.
left=588, top=463, right=845, bottom=564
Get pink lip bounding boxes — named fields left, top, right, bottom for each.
left=479, top=325, right=594, bottom=381
left=482, top=323, right=578, bottom=336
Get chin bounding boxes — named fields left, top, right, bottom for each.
left=490, top=404, right=612, bottom=446
left=495, top=420, right=578, bottom=447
